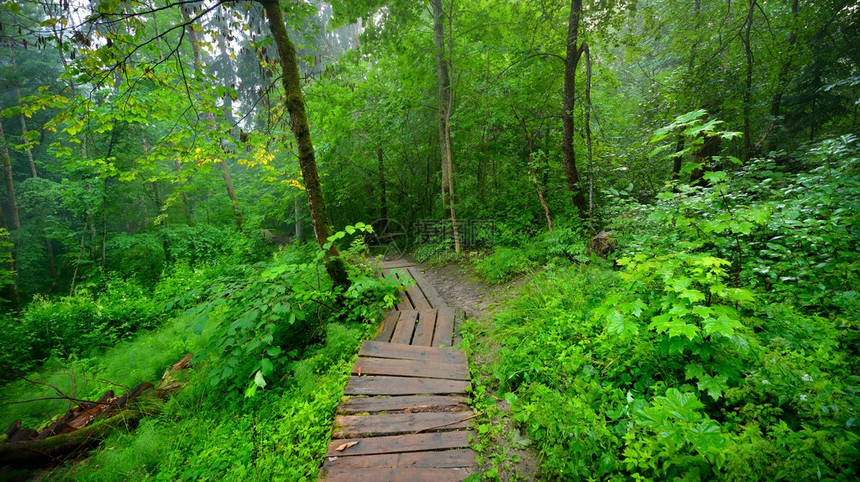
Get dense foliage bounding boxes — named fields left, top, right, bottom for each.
left=465, top=135, right=859, bottom=479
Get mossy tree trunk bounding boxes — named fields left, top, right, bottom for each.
left=258, top=0, right=348, bottom=285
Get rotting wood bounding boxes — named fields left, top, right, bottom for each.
left=0, top=354, right=193, bottom=469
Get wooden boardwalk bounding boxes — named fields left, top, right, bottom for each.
left=319, top=260, right=476, bottom=481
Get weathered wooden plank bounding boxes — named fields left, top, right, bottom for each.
left=393, top=271, right=415, bottom=311
left=391, top=310, right=418, bottom=345
left=326, top=431, right=473, bottom=456
left=352, top=357, right=468, bottom=380
left=432, top=307, right=455, bottom=348
left=411, top=310, right=437, bottom=346
left=404, top=280, right=433, bottom=311
left=345, top=376, right=470, bottom=396
left=320, top=466, right=471, bottom=482
left=382, top=260, right=414, bottom=270
left=359, top=341, right=466, bottom=364
left=407, top=267, right=448, bottom=310
left=322, top=448, right=476, bottom=470
left=396, top=292, right=412, bottom=311
left=339, top=395, right=468, bottom=414
left=374, top=311, right=400, bottom=343
left=333, top=411, right=473, bottom=438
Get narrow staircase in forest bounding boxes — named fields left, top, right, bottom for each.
left=319, top=260, right=476, bottom=481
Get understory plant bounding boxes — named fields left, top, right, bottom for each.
left=467, top=131, right=859, bottom=479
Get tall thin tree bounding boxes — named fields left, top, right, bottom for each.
left=258, top=0, right=348, bottom=285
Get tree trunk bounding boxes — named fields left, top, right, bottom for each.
left=259, top=0, right=348, bottom=285
left=690, top=136, right=721, bottom=186
left=0, top=120, right=20, bottom=230
left=582, top=42, right=594, bottom=232
left=377, top=147, right=388, bottom=220
left=672, top=133, right=685, bottom=179
left=12, top=72, right=37, bottom=178
left=514, top=110, right=552, bottom=232
left=182, top=4, right=244, bottom=233
left=431, top=0, right=461, bottom=253
left=562, top=0, right=588, bottom=218
left=742, top=0, right=756, bottom=160
left=769, top=0, right=798, bottom=126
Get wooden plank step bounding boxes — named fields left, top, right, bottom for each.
left=353, top=357, right=468, bottom=380
left=339, top=395, right=468, bottom=414
left=404, top=280, right=433, bottom=310
left=323, top=448, right=476, bottom=469
left=375, top=311, right=400, bottom=343
left=359, top=341, right=466, bottom=364
left=382, top=260, right=414, bottom=270
left=391, top=310, right=418, bottom=344
left=320, top=466, right=471, bottom=481
left=333, top=411, right=474, bottom=438
left=407, top=267, right=448, bottom=310
left=392, top=270, right=415, bottom=311
left=345, top=376, right=470, bottom=396
left=326, top=431, right=472, bottom=456
left=432, top=307, right=455, bottom=348
left=412, top=310, right=437, bottom=346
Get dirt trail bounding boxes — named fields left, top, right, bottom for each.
left=411, top=260, right=539, bottom=480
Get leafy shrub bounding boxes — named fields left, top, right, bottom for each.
left=473, top=226, right=587, bottom=283
left=0, top=279, right=164, bottom=381
left=467, top=135, right=860, bottom=479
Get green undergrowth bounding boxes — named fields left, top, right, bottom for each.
left=1, top=226, right=400, bottom=479
left=464, top=135, right=859, bottom=480
left=48, top=322, right=368, bottom=481
left=471, top=226, right=589, bottom=284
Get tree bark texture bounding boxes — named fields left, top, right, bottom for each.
left=742, top=0, right=756, bottom=160
left=562, top=0, right=589, bottom=218
left=260, top=0, right=348, bottom=285
left=431, top=0, right=461, bottom=253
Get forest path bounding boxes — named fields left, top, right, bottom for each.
left=318, top=259, right=477, bottom=481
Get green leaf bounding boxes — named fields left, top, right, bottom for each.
left=607, top=310, right=639, bottom=337
left=701, top=315, right=742, bottom=337
left=254, top=370, right=267, bottom=388
left=697, top=374, right=729, bottom=400
left=261, top=358, right=274, bottom=376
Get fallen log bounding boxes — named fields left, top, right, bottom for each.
left=0, top=354, right=192, bottom=470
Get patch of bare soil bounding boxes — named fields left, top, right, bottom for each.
left=414, top=260, right=539, bottom=481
